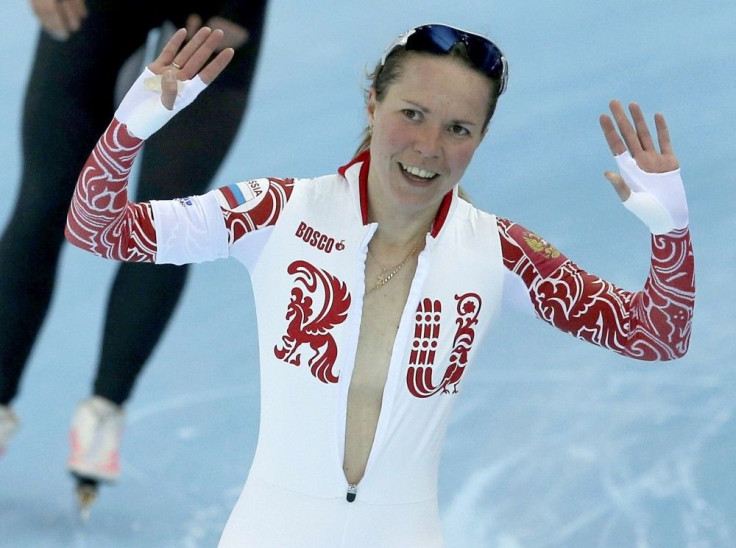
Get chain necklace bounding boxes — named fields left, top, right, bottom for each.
left=366, top=245, right=418, bottom=295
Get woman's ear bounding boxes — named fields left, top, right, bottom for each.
left=366, top=88, right=377, bottom=126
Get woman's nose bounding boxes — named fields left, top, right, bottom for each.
left=413, top=126, right=442, bottom=158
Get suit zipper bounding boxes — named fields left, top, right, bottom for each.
left=346, top=483, right=358, bottom=503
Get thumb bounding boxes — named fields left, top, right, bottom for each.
left=604, top=171, right=631, bottom=202
left=160, top=69, right=178, bottom=110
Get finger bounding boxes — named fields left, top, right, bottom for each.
left=206, top=16, right=249, bottom=50
left=609, top=99, right=643, bottom=155
left=198, top=47, right=235, bottom=84
left=33, top=0, right=70, bottom=40
left=168, top=27, right=214, bottom=76
left=58, top=0, right=82, bottom=32
left=599, top=114, right=626, bottom=156
left=174, top=29, right=226, bottom=79
left=628, top=102, right=656, bottom=152
left=654, top=113, right=675, bottom=156
left=604, top=171, right=631, bottom=202
left=149, top=28, right=188, bottom=71
left=160, top=69, right=178, bottom=110
left=185, top=13, right=202, bottom=39
left=65, top=0, right=88, bottom=22
left=73, top=0, right=88, bottom=18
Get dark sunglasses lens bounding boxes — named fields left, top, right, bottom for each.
left=411, top=26, right=504, bottom=79
left=408, top=25, right=458, bottom=54
left=465, top=35, right=505, bottom=77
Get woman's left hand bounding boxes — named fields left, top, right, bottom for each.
left=599, top=100, right=679, bottom=200
left=598, top=100, right=688, bottom=234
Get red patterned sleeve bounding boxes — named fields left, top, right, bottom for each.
left=65, top=119, right=157, bottom=262
left=497, top=217, right=695, bottom=361
left=66, top=119, right=296, bottom=265
left=216, top=178, right=295, bottom=246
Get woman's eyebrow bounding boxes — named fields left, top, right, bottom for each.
left=398, top=98, right=480, bottom=127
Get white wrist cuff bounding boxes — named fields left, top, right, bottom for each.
left=622, top=192, right=676, bottom=235
left=114, top=68, right=208, bottom=139
left=615, top=152, right=689, bottom=235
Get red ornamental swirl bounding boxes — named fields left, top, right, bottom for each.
left=222, top=178, right=295, bottom=244
left=274, top=261, right=352, bottom=384
left=407, top=293, right=482, bottom=398
left=626, top=230, right=694, bottom=359
left=65, top=119, right=157, bottom=261
left=496, top=218, right=694, bottom=361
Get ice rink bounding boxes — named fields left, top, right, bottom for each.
left=1, top=1, right=734, bottom=546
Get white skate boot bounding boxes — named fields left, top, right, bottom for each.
left=0, top=405, right=19, bottom=458
left=67, top=396, right=125, bottom=519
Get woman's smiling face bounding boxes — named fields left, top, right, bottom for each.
left=367, top=52, right=493, bottom=214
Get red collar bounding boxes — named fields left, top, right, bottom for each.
left=338, top=149, right=453, bottom=238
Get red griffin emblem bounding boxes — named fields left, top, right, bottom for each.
left=407, top=293, right=481, bottom=397
left=274, top=261, right=351, bottom=384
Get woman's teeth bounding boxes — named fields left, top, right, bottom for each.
left=401, top=164, right=437, bottom=180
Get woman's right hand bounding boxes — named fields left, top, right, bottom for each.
left=30, top=0, right=87, bottom=41
left=114, top=27, right=234, bottom=139
left=148, top=27, right=234, bottom=110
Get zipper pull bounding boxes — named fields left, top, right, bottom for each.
left=346, top=484, right=357, bottom=503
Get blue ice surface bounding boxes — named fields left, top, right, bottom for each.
left=1, top=1, right=734, bottom=546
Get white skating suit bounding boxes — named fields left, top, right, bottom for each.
left=66, top=120, right=695, bottom=547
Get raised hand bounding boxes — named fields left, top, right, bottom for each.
left=148, top=27, right=235, bottom=110
left=114, top=27, right=234, bottom=139
left=599, top=100, right=679, bottom=200
left=30, top=0, right=87, bottom=41
left=598, top=100, right=687, bottom=234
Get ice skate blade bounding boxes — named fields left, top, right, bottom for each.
left=75, top=482, right=98, bottom=522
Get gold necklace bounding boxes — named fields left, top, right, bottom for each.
left=366, top=245, right=418, bottom=295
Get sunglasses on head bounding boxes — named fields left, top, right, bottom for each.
left=380, top=24, right=509, bottom=96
